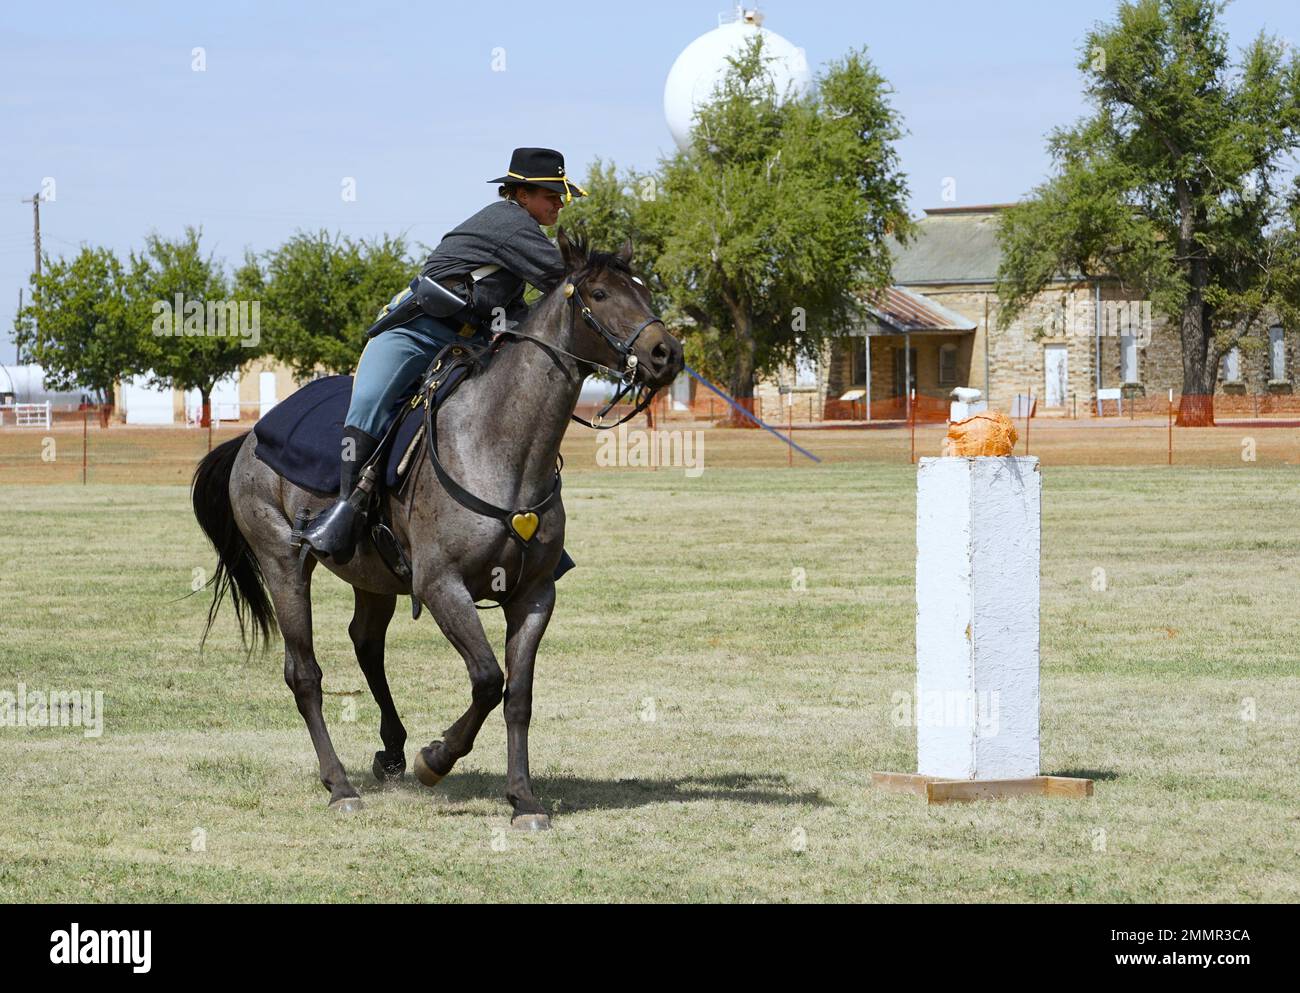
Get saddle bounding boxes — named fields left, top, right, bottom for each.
left=351, top=342, right=487, bottom=584
left=253, top=342, right=573, bottom=608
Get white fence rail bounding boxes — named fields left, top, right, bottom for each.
left=0, top=402, right=52, bottom=428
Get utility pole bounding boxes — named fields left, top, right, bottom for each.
left=20, top=191, right=43, bottom=280
left=20, top=192, right=44, bottom=338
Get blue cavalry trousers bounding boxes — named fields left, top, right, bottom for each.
left=345, top=321, right=480, bottom=438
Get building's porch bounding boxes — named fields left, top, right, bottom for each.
left=826, top=286, right=978, bottom=421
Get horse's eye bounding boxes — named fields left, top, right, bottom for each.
left=592, top=289, right=607, bottom=301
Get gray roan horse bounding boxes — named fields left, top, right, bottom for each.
left=191, top=231, right=683, bottom=829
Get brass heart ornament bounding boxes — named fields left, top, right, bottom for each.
left=510, top=512, right=539, bottom=542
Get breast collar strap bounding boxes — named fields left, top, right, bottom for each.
left=423, top=378, right=563, bottom=544
left=420, top=364, right=564, bottom=610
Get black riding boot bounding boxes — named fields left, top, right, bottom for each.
left=300, top=426, right=381, bottom=565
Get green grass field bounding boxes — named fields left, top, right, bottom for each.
left=1, top=449, right=1298, bottom=902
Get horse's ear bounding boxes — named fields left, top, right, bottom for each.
left=556, top=227, right=584, bottom=271
left=616, top=238, right=633, bottom=265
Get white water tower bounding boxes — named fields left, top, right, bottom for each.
left=663, top=5, right=812, bottom=153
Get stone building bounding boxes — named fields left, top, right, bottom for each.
left=754, top=203, right=1296, bottom=421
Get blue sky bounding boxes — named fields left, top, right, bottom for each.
left=3, top=0, right=1298, bottom=363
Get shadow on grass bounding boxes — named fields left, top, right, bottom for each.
left=362, top=769, right=828, bottom=813
left=1048, top=768, right=1120, bottom=781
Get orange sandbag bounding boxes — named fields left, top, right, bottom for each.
left=942, top=411, right=1019, bottom=457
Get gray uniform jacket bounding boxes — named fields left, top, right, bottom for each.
left=420, top=199, right=565, bottom=324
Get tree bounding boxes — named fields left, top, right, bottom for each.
left=560, top=38, right=913, bottom=415
left=664, top=38, right=911, bottom=409
left=996, top=0, right=1300, bottom=426
left=12, top=246, right=140, bottom=405
left=131, top=227, right=254, bottom=427
left=257, top=231, right=414, bottom=378
left=552, top=159, right=689, bottom=376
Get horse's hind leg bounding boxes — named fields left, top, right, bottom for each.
left=266, top=562, right=362, bottom=811
left=349, top=588, right=406, bottom=782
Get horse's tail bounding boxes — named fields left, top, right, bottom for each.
left=192, top=433, right=275, bottom=652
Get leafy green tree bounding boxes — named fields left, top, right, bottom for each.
left=654, top=37, right=911, bottom=407
left=551, top=159, right=688, bottom=372
left=257, top=231, right=414, bottom=378
left=997, top=0, right=1300, bottom=425
left=12, top=246, right=139, bottom=404
left=560, top=38, right=912, bottom=411
left=131, top=226, right=253, bottom=426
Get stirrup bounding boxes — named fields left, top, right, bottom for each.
left=289, top=510, right=314, bottom=583
left=291, top=500, right=363, bottom=580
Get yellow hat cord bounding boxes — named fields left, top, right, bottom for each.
left=506, top=171, right=588, bottom=204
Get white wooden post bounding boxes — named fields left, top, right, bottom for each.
left=864, top=334, right=872, bottom=422
left=915, top=456, right=1041, bottom=780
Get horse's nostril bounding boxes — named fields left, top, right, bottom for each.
left=651, top=342, right=671, bottom=367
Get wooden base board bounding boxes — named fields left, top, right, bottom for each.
left=872, top=772, right=1094, bottom=804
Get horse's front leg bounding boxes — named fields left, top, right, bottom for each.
left=414, top=578, right=504, bottom=788
left=502, top=578, right=556, bottom=830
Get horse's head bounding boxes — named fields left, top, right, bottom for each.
left=554, top=228, right=684, bottom=388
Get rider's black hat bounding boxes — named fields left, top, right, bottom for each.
left=488, top=147, right=587, bottom=203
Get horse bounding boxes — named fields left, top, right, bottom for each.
left=191, top=231, right=683, bottom=829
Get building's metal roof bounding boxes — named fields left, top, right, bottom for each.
left=863, top=285, right=977, bottom=334
left=888, top=206, right=1009, bottom=285
left=887, top=204, right=1087, bottom=286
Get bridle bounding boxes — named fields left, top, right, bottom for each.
left=493, top=268, right=668, bottom=428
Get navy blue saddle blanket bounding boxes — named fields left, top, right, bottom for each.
left=252, top=374, right=436, bottom=495
left=253, top=372, right=577, bottom=581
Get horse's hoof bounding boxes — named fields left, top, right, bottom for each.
left=511, top=813, right=551, bottom=832
left=414, top=749, right=445, bottom=788
left=329, top=795, right=364, bottom=814
left=373, top=750, right=406, bottom=782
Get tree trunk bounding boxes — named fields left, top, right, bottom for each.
left=1176, top=298, right=1217, bottom=426
left=200, top=387, right=212, bottom=428
left=1175, top=181, right=1215, bottom=427
left=725, top=295, right=758, bottom=428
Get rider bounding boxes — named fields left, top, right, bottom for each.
left=300, top=147, right=587, bottom=564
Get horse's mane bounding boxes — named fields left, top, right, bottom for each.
left=540, top=231, right=633, bottom=290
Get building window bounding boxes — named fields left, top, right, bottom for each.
left=1223, top=347, right=1241, bottom=383
left=1270, top=326, right=1286, bottom=381
left=851, top=338, right=868, bottom=386
left=893, top=347, right=917, bottom=398
left=785, top=340, right=816, bottom=387
left=938, top=344, right=958, bottom=386
left=1120, top=334, right=1139, bottom=383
